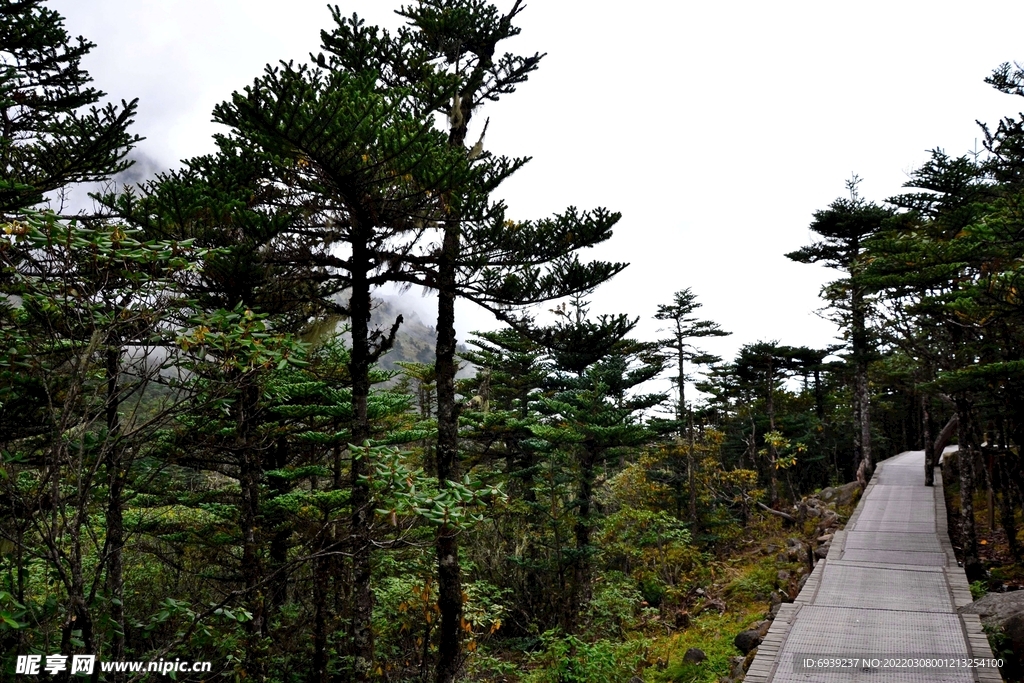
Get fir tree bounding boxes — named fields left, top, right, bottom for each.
left=535, top=298, right=665, bottom=629
left=0, top=0, right=139, bottom=216
left=787, top=177, right=893, bottom=485
left=322, top=5, right=625, bottom=678
left=654, top=288, right=730, bottom=427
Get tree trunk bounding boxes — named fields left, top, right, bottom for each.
left=934, top=414, right=958, bottom=458
left=104, top=349, right=126, bottom=670
left=687, top=415, right=697, bottom=525
left=268, top=440, right=291, bottom=614
left=238, top=381, right=267, bottom=681
left=60, top=488, right=95, bottom=683
left=813, top=368, right=824, bottom=421
left=854, top=372, right=872, bottom=485
left=767, top=379, right=778, bottom=506
left=675, top=328, right=685, bottom=425
left=851, top=287, right=872, bottom=484
left=432, top=56, right=488, bottom=677
left=997, top=457, right=1021, bottom=561
left=954, top=399, right=982, bottom=581
left=922, top=396, right=935, bottom=487
left=434, top=222, right=463, bottom=683
left=570, top=450, right=597, bottom=632
left=348, top=227, right=375, bottom=682
left=60, top=572, right=93, bottom=683
left=311, top=525, right=330, bottom=683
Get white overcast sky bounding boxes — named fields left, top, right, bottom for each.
left=50, top=0, right=1024, bottom=378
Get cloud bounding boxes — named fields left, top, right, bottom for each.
left=44, top=151, right=169, bottom=216
left=111, top=150, right=166, bottom=188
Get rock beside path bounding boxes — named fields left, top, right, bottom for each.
left=733, top=629, right=762, bottom=654
left=959, top=590, right=1024, bottom=652
left=816, top=481, right=861, bottom=507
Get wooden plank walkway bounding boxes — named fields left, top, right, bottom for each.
left=744, top=450, right=1003, bottom=682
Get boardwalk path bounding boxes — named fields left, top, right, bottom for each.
left=745, top=450, right=1003, bottom=683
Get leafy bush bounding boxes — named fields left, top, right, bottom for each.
left=524, top=631, right=649, bottom=683
left=653, top=612, right=744, bottom=683
left=586, top=572, right=644, bottom=636
left=373, top=573, right=508, bottom=679
left=599, top=508, right=705, bottom=606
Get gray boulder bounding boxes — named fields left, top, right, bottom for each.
left=785, top=538, right=808, bottom=562
left=1005, top=613, right=1024, bottom=651
left=729, top=655, right=746, bottom=679
left=734, top=629, right=762, bottom=654
left=817, top=481, right=861, bottom=507
left=960, top=591, right=1024, bottom=651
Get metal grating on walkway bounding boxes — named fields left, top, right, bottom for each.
left=837, top=548, right=950, bottom=566
left=848, top=520, right=936, bottom=534
left=772, top=606, right=973, bottom=683
left=743, top=450, right=1003, bottom=683
left=812, top=563, right=952, bottom=612
left=842, top=531, right=942, bottom=553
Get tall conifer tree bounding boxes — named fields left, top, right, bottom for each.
left=322, top=5, right=626, bottom=678
left=787, top=178, right=892, bottom=484
left=654, top=288, right=730, bottom=426
left=0, top=0, right=139, bottom=216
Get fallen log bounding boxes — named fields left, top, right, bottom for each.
left=757, top=501, right=797, bottom=523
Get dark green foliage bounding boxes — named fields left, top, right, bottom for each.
left=0, top=0, right=139, bottom=215
left=0, top=210, right=211, bottom=669
left=527, top=299, right=666, bottom=631
left=854, top=65, right=1024, bottom=576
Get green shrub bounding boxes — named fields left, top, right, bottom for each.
left=599, top=508, right=707, bottom=607
left=524, top=631, right=649, bottom=683
left=586, top=571, right=643, bottom=636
